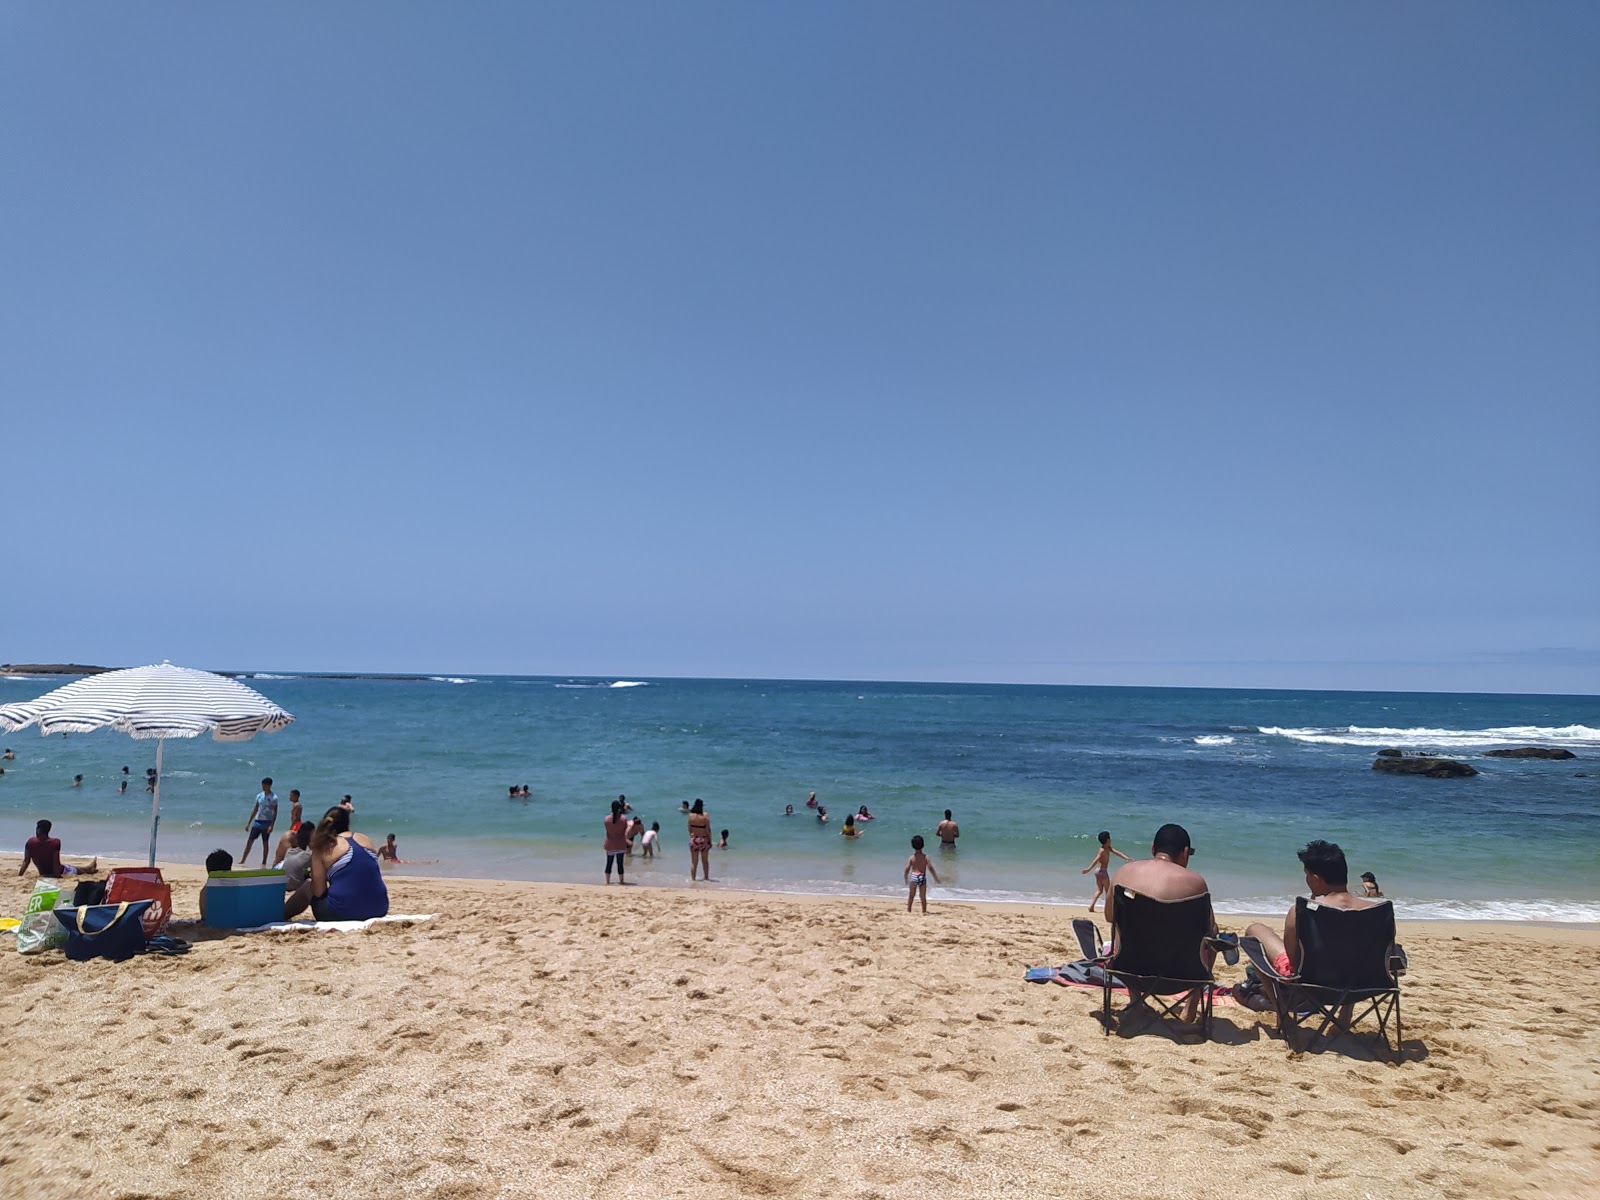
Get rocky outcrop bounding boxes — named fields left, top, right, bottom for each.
left=1376, top=748, right=1403, bottom=758
left=1372, top=756, right=1479, bottom=778
left=1483, top=747, right=1576, bottom=760
left=0, top=663, right=115, bottom=675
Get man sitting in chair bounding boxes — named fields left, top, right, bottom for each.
left=1106, top=822, right=1213, bottom=928
left=1106, top=822, right=1219, bottom=1019
left=1243, top=839, right=1375, bottom=984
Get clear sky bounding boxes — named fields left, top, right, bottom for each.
left=2, top=4, right=1596, bottom=694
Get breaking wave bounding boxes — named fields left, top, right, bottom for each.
left=1259, top=724, right=1600, bottom=750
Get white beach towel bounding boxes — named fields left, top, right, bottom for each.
left=248, top=913, right=436, bottom=933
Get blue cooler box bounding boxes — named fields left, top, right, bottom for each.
left=204, top=868, right=285, bottom=928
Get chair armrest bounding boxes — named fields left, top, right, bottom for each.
left=1389, top=944, right=1408, bottom=977
left=1072, top=918, right=1105, bottom=962
left=1240, top=935, right=1296, bottom=983
left=1206, top=931, right=1240, bottom=966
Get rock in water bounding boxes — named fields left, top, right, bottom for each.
left=1482, top=747, right=1576, bottom=760
left=1372, top=756, right=1479, bottom=778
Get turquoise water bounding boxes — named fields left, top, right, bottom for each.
left=2, top=673, right=1597, bottom=920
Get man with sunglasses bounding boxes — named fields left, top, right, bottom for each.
left=1104, top=822, right=1216, bottom=939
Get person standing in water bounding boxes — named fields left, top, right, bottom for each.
left=1081, top=830, right=1131, bottom=913
left=603, top=799, right=630, bottom=885
left=687, top=799, right=713, bottom=881
left=935, top=809, right=959, bottom=849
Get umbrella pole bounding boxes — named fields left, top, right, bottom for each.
left=148, top=738, right=164, bottom=868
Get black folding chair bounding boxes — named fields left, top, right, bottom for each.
left=1078, top=886, right=1220, bottom=1040
left=1240, top=898, right=1404, bottom=1057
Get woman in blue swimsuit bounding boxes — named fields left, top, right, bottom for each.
left=285, top=807, right=389, bottom=921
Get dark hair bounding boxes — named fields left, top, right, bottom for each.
left=651, top=822, right=659, bottom=831
left=206, top=849, right=234, bottom=873
left=1360, top=871, right=1377, bottom=883
left=911, top=834, right=925, bottom=850
left=295, top=823, right=313, bottom=849
left=944, top=809, right=952, bottom=820
left=1298, top=840, right=1349, bottom=885
left=720, top=829, right=728, bottom=839
left=289, top=789, right=299, bottom=799
left=262, top=778, right=272, bottom=789
left=611, top=799, right=623, bottom=818
left=311, top=806, right=351, bottom=854
left=690, top=798, right=704, bottom=814
left=1098, top=831, right=1110, bottom=845
left=1152, top=823, right=1193, bottom=858
left=36, top=819, right=52, bottom=835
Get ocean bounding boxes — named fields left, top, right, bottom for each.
left=2, top=673, right=1596, bottom=922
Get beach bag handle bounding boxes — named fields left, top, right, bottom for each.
left=74, top=902, right=129, bottom=936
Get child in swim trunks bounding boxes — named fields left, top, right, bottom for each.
left=904, top=835, right=941, bottom=914
left=1081, top=830, right=1130, bottom=913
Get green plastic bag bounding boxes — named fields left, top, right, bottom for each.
left=17, top=877, right=67, bottom=955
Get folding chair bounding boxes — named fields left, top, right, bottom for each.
left=1240, top=898, right=1404, bottom=1057
left=1079, top=886, right=1221, bottom=1040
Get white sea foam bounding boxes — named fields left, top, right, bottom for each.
left=1259, top=723, right=1600, bottom=750
left=251, top=673, right=295, bottom=680
left=1217, top=895, right=1600, bottom=924
left=1193, top=735, right=1236, bottom=746
left=610, top=681, right=649, bottom=688
left=429, top=677, right=475, bottom=685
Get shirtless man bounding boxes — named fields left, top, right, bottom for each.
left=935, top=809, right=959, bottom=849
left=1106, top=822, right=1218, bottom=1018
left=1243, top=840, right=1377, bottom=981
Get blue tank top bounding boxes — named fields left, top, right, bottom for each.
left=320, top=836, right=389, bottom=921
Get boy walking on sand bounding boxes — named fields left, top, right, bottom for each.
left=904, top=835, right=941, bottom=913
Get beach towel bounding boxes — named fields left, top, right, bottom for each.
left=245, top=913, right=436, bottom=933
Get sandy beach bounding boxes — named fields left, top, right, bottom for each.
left=3, top=860, right=1598, bottom=1200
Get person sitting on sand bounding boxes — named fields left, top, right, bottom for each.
left=271, top=821, right=308, bottom=870
left=1359, top=870, right=1383, bottom=898
left=641, top=822, right=660, bottom=859
left=936, top=809, right=959, bottom=849
left=1107, top=823, right=1219, bottom=1018
left=199, top=848, right=233, bottom=922
left=687, top=799, right=713, bottom=881
left=1081, top=830, right=1131, bottom=914
left=280, top=824, right=314, bottom=890
left=376, top=833, right=402, bottom=864
left=284, top=807, right=388, bottom=922
left=1243, top=841, right=1379, bottom=1000
left=841, top=814, right=861, bottom=838
left=17, top=819, right=97, bottom=877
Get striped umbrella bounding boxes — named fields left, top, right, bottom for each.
left=0, top=662, right=294, bottom=866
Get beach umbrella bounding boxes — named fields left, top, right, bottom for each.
left=0, top=662, right=294, bottom=866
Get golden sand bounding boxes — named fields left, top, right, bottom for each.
left=3, top=861, right=1598, bottom=1200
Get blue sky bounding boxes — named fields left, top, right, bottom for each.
left=2, top=4, right=1596, bottom=694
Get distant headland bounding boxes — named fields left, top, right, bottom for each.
left=1, top=664, right=437, bottom=681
